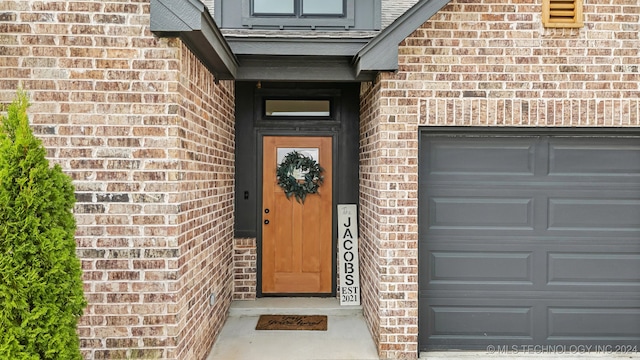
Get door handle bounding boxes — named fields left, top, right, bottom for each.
left=264, top=219, right=270, bottom=225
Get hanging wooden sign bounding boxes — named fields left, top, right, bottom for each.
left=338, top=204, right=360, bottom=306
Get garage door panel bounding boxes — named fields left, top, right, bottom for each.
left=424, top=247, right=542, bottom=292
left=424, top=245, right=640, bottom=293
left=426, top=138, right=537, bottom=177
left=430, top=251, right=532, bottom=284
left=549, top=138, right=640, bottom=177
left=548, top=198, right=640, bottom=231
left=548, top=253, right=640, bottom=285
left=429, top=305, right=533, bottom=339
left=548, top=307, right=640, bottom=340
left=425, top=189, right=640, bottom=236
left=429, top=197, right=534, bottom=230
left=422, top=298, right=640, bottom=348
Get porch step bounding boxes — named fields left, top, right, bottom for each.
left=229, top=297, right=363, bottom=317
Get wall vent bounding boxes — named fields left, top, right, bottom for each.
left=542, top=0, right=583, bottom=28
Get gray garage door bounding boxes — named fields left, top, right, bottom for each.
left=419, top=132, right=640, bottom=350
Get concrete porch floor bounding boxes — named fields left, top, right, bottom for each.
left=206, top=298, right=640, bottom=360
left=206, top=297, right=380, bottom=360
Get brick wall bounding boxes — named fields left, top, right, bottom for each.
left=0, top=1, right=235, bottom=359
left=359, top=0, right=639, bottom=359
left=174, top=45, right=235, bottom=360
left=358, top=78, right=383, bottom=356
left=359, top=75, right=420, bottom=360
left=412, top=0, right=639, bottom=126
left=233, top=238, right=257, bottom=300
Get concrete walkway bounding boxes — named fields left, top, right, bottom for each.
left=207, top=298, right=640, bottom=360
left=206, top=298, right=380, bottom=360
left=421, top=352, right=640, bottom=359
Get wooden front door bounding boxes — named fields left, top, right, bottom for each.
left=262, top=136, right=333, bottom=294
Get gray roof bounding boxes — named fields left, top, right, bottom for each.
left=201, top=0, right=215, bottom=17
left=382, top=0, right=420, bottom=28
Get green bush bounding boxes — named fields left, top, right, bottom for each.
left=0, top=91, right=86, bottom=359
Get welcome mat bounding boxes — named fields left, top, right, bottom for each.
left=255, top=315, right=328, bottom=331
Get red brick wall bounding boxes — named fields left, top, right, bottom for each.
left=0, top=1, right=235, bottom=359
left=359, top=0, right=639, bottom=358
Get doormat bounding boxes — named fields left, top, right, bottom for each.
left=255, top=315, right=327, bottom=331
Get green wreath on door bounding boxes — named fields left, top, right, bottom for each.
left=276, top=151, right=324, bottom=203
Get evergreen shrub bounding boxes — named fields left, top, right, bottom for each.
left=0, top=91, right=86, bottom=359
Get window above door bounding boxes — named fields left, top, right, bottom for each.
left=264, top=99, right=332, bottom=118
left=243, top=0, right=355, bottom=29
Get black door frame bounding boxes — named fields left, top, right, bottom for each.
left=233, top=82, right=361, bottom=298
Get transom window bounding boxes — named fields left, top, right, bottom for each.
left=264, top=99, right=332, bottom=118
left=242, top=0, right=354, bottom=29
